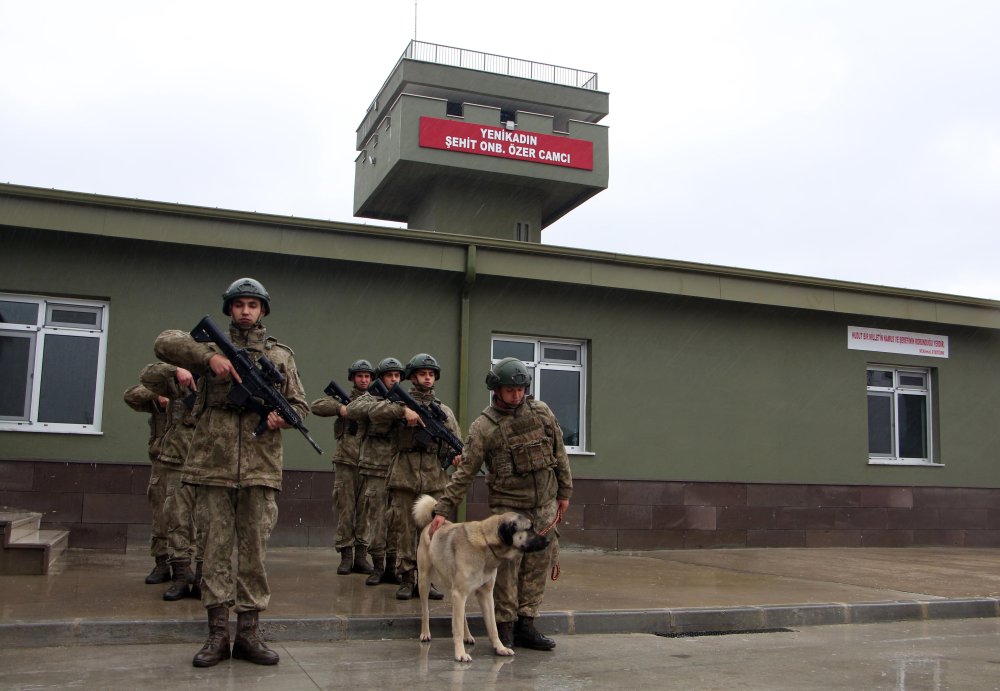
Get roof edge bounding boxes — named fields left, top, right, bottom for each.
left=1, top=182, right=997, bottom=311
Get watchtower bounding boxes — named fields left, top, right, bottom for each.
left=353, top=41, right=609, bottom=242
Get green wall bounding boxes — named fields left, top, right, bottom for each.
left=4, top=224, right=999, bottom=487
left=0, top=226, right=463, bottom=471
left=468, top=275, right=1000, bottom=487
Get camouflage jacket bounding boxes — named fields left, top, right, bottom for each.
left=435, top=398, right=572, bottom=514
left=310, top=386, right=368, bottom=467
left=371, top=385, right=461, bottom=493
left=139, top=362, right=197, bottom=466
left=123, top=384, right=170, bottom=462
left=153, top=322, right=308, bottom=490
left=346, top=391, right=399, bottom=478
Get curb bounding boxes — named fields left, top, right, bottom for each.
left=3, top=598, right=998, bottom=648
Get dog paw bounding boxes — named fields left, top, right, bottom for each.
left=455, top=652, right=472, bottom=663
left=464, top=635, right=476, bottom=646
left=420, top=634, right=432, bottom=642
left=495, top=646, right=515, bottom=657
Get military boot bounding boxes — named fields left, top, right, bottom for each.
left=513, top=616, right=556, bottom=650
left=189, top=560, right=203, bottom=600
left=163, top=558, right=193, bottom=601
left=496, top=621, right=514, bottom=648
left=353, top=545, right=374, bottom=575
left=144, top=554, right=170, bottom=584
left=395, top=571, right=415, bottom=600
left=365, top=556, right=384, bottom=586
left=381, top=554, right=400, bottom=584
left=413, top=575, right=444, bottom=600
left=232, top=610, right=280, bottom=665
left=192, top=606, right=230, bottom=668
left=336, top=547, right=353, bottom=575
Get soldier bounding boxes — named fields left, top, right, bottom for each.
left=139, top=362, right=202, bottom=601
left=347, top=357, right=405, bottom=586
left=428, top=357, right=572, bottom=650
left=123, top=378, right=175, bottom=585
left=372, top=353, right=460, bottom=601
left=154, top=277, right=308, bottom=668
left=310, top=360, right=374, bottom=576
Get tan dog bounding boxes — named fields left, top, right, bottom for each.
left=412, top=494, right=550, bottom=662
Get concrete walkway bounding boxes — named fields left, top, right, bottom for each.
left=3, top=546, right=1000, bottom=647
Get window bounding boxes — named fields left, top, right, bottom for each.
left=0, top=293, right=109, bottom=434
left=516, top=222, right=531, bottom=242
left=491, top=335, right=586, bottom=452
left=866, top=366, right=933, bottom=464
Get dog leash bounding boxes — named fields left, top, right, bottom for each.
left=538, top=508, right=563, bottom=581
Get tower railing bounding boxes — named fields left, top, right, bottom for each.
left=357, top=41, right=598, bottom=148
left=403, top=40, right=598, bottom=90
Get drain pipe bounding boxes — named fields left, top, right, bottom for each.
left=457, top=243, right=477, bottom=520
left=459, top=243, right=477, bottom=431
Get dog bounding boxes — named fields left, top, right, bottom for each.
left=412, top=494, right=550, bottom=662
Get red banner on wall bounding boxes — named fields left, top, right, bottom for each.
left=418, top=117, right=594, bottom=171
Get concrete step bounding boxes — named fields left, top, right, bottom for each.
left=1, top=509, right=69, bottom=575
left=1, top=510, right=43, bottom=545
left=3, top=529, right=70, bottom=575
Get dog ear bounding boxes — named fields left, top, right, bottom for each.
left=498, top=519, right=516, bottom=547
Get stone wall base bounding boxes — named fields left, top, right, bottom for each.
left=3, top=459, right=998, bottom=551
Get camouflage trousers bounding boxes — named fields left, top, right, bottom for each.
left=493, top=499, right=559, bottom=623
left=196, top=484, right=278, bottom=613
left=333, top=462, right=365, bottom=551
left=358, top=473, right=390, bottom=558
left=389, top=487, right=441, bottom=575
left=146, top=460, right=182, bottom=557
left=165, top=481, right=204, bottom=563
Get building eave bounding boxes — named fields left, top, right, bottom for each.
left=2, top=183, right=997, bottom=329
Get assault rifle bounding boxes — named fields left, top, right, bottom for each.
left=367, top=378, right=391, bottom=399
left=323, top=380, right=351, bottom=405
left=323, top=379, right=358, bottom=435
left=190, top=315, right=323, bottom=455
left=369, top=379, right=463, bottom=469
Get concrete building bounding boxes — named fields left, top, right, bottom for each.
left=1, top=42, right=999, bottom=552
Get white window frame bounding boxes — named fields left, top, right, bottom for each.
left=490, top=334, right=587, bottom=453
left=0, top=293, right=109, bottom=435
left=866, top=365, right=937, bottom=466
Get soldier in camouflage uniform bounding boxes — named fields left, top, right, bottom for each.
left=347, top=357, right=405, bottom=586
left=139, top=361, right=203, bottom=601
left=429, top=357, right=572, bottom=651
left=154, top=278, right=308, bottom=668
left=310, top=360, right=374, bottom=576
left=373, top=353, right=460, bottom=601
left=123, top=379, right=176, bottom=585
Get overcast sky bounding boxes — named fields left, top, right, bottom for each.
left=2, top=1, right=998, bottom=300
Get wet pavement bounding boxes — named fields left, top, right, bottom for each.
left=4, top=616, right=1000, bottom=689
left=3, top=545, right=1000, bottom=649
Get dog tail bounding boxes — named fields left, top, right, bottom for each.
left=412, top=494, right=438, bottom=529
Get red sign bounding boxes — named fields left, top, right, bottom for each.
left=418, top=117, right=594, bottom=170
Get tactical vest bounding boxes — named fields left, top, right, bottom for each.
left=482, top=401, right=556, bottom=478
left=334, top=414, right=360, bottom=439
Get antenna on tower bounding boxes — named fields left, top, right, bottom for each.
left=414, top=1, right=418, bottom=40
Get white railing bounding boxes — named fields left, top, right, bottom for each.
left=357, top=41, right=598, bottom=146
left=403, top=40, right=598, bottom=90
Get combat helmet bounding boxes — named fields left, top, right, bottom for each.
left=222, top=277, right=271, bottom=316
left=376, top=357, right=405, bottom=377
left=405, top=353, right=440, bottom=380
left=485, top=357, right=532, bottom=390
left=348, top=359, right=375, bottom=379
